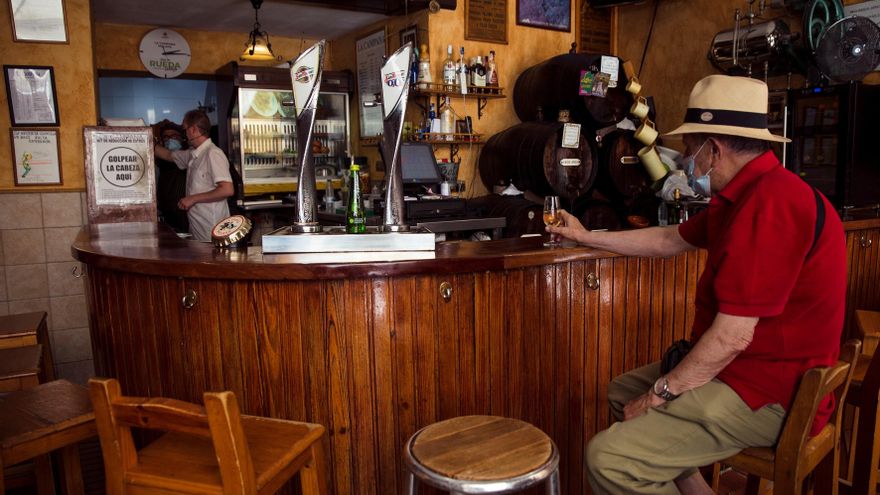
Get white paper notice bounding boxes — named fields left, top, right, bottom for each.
left=600, top=56, right=620, bottom=88
left=356, top=30, right=386, bottom=138
left=562, top=123, right=581, bottom=149
left=10, top=0, right=67, bottom=42
left=90, top=131, right=154, bottom=205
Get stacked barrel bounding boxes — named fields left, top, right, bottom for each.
left=478, top=53, right=659, bottom=233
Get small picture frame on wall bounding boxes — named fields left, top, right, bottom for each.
left=399, top=25, right=418, bottom=50
left=516, top=0, right=571, bottom=31
left=10, top=128, right=63, bottom=186
left=7, top=0, right=69, bottom=43
left=3, top=65, right=60, bottom=126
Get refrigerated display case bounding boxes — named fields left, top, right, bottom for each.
left=787, top=82, right=880, bottom=210
left=216, top=63, right=352, bottom=201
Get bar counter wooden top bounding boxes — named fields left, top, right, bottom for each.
left=71, top=218, right=880, bottom=495
left=71, top=222, right=623, bottom=280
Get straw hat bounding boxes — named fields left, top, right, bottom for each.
left=664, top=75, right=790, bottom=143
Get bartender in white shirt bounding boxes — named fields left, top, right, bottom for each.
left=154, top=109, right=233, bottom=241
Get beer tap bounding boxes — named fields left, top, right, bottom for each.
left=289, top=40, right=326, bottom=233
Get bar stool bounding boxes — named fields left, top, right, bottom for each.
left=403, top=415, right=560, bottom=494
left=0, top=345, right=42, bottom=393
left=711, top=340, right=860, bottom=495
left=0, top=380, right=96, bottom=495
left=89, top=378, right=329, bottom=494
left=0, top=312, right=54, bottom=383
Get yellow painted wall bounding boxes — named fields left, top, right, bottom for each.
left=615, top=0, right=876, bottom=152
left=330, top=2, right=577, bottom=196
left=94, top=22, right=323, bottom=75
left=0, top=0, right=96, bottom=191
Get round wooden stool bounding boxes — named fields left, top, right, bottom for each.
left=404, top=415, right=560, bottom=494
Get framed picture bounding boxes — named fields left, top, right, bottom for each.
left=399, top=25, right=418, bottom=50
left=356, top=29, right=386, bottom=139
left=7, top=0, right=68, bottom=43
left=466, top=0, right=508, bottom=44
left=517, top=0, right=571, bottom=31
left=10, top=128, right=62, bottom=186
left=4, top=65, right=60, bottom=126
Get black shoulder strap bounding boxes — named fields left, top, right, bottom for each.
left=808, top=187, right=826, bottom=259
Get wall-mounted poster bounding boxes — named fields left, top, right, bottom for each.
left=7, top=0, right=68, bottom=43
left=517, top=0, right=570, bottom=31
left=466, top=0, right=508, bottom=44
left=10, top=128, right=62, bottom=185
left=356, top=29, right=386, bottom=139
left=4, top=65, right=59, bottom=126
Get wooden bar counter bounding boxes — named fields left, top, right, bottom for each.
left=72, top=219, right=880, bottom=495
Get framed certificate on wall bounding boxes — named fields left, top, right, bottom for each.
left=3, top=65, right=60, bottom=126
left=10, top=128, right=62, bottom=186
left=7, top=0, right=68, bottom=43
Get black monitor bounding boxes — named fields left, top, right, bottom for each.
left=400, top=142, right=443, bottom=185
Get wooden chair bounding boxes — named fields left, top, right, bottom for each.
left=711, top=340, right=860, bottom=495
left=0, top=380, right=96, bottom=495
left=0, top=345, right=42, bottom=393
left=0, top=312, right=54, bottom=383
left=840, top=309, right=880, bottom=494
left=89, top=378, right=328, bottom=495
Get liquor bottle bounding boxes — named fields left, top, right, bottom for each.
left=472, top=55, right=487, bottom=87
left=668, top=188, right=684, bottom=225
left=440, top=96, right=455, bottom=142
left=442, top=44, right=456, bottom=89
left=458, top=46, right=468, bottom=94
left=486, top=50, right=498, bottom=87
left=346, top=163, right=366, bottom=233
left=427, top=102, right=437, bottom=135
left=417, top=43, right=432, bottom=89
left=410, top=44, right=420, bottom=91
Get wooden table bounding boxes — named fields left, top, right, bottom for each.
left=0, top=380, right=96, bottom=494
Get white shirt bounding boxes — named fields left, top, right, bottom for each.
left=171, top=139, right=232, bottom=241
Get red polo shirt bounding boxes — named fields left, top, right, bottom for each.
left=678, top=151, right=846, bottom=435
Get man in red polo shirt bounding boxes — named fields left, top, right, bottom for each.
left=548, top=75, right=846, bottom=494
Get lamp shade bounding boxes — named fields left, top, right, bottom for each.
left=241, top=34, right=275, bottom=61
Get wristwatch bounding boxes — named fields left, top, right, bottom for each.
left=652, top=376, right=680, bottom=401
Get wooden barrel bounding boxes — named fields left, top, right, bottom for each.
left=571, top=196, right=621, bottom=231
left=594, top=130, right=652, bottom=201
left=490, top=196, right=544, bottom=238
left=513, top=53, right=631, bottom=127
left=479, top=121, right=598, bottom=201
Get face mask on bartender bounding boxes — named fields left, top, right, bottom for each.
left=683, top=139, right=713, bottom=197
left=162, top=134, right=183, bottom=151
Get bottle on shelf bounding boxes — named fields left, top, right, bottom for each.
left=442, top=44, right=457, bottom=90
left=346, top=162, right=366, bottom=234
left=486, top=50, right=498, bottom=87
left=417, top=43, right=432, bottom=89
left=427, top=102, right=438, bottom=136
left=668, top=188, right=685, bottom=225
left=440, top=96, right=455, bottom=142
left=457, top=46, right=468, bottom=95
left=472, top=56, right=487, bottom=88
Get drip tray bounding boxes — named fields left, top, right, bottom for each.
left=262, top=225, right=436, bottom=253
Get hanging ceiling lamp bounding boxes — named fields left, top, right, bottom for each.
left=240, top=0, right=278, bottom=62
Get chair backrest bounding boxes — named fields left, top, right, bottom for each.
left=773, top=340, right=860, bottom=472
left=89, top=378, right=257, bottom=494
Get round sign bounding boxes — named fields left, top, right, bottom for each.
left=100, top=147, right=145, bottom=188
left=139, top=28, right=191, bottom=78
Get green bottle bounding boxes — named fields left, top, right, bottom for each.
left=346, top=163, right=366, bottom=234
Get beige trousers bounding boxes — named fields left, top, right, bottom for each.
left=586, top=361, right=786, bottom=494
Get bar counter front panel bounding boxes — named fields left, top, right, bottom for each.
left=73, top=219, right=880, bottom=495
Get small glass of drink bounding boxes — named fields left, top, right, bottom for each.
left=543, top=195, right=561, bottom=247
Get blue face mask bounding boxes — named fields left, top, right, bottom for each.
left=683, top=140, right=713, bottom=197
left=164, top=138, right=182, bottom=151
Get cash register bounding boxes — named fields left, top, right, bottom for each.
left=396, top=142, right=466, bottom=221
